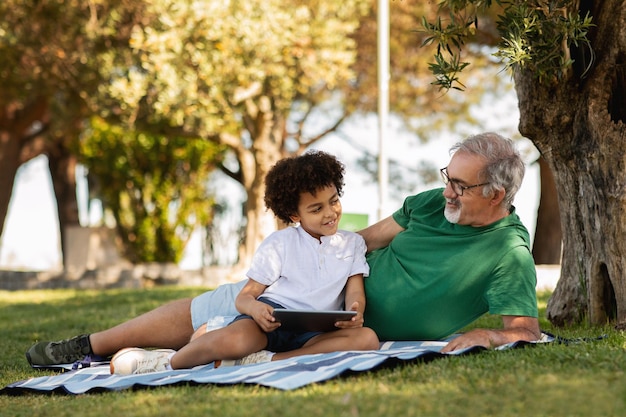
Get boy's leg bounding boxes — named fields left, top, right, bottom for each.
left=89, top=298, right=195, bottom=356
left=93, top=281, right=244, bottom=356
left=27, top=282, right=244, bottom=366
left=271, top=327, right=379, bottom=361
left=26, top=298, right=196, bottom=366
left=170, top=318, right=267, bottom=369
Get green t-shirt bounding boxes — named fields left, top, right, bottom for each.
left=364, top=188, right=538, bottom=341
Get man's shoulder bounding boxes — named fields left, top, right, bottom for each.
left=394, top=188, right=446, bottom=225
left=495, top=210, right=532, bottom=245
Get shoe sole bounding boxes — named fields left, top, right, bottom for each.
left=25, top=352, right=34, bottom=367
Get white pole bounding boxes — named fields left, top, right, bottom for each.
left=377, top=0, right=390, bottom=221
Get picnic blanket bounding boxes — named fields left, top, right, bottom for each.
left=2, top=335, right=555, bottom=395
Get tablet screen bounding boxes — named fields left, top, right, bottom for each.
left=271, top=309, right=357, bottom=332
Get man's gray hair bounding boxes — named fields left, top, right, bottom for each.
left=450, top=132, right=525, bottom=209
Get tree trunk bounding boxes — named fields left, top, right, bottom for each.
left=514, top=0, right=625, bottom=326
left=47, top=141, right=81, bottom=269
left=0, top=98, right=83, bottom=270
left=532, top=156, right=562, bottom=264
left=232, top=97, right=285, bottom=272
left=0, top=130, right=23, bottom=239
left=0, top=98, right=49, bottom=240
left=237, top=151, right=278, bottom=267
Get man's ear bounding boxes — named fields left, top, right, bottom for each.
left=289, top=214, right=300, bottom=223
left=490, top=188, right=506, bottom=206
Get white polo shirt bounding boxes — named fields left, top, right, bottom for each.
left=246, top=226, right=369, bottom=311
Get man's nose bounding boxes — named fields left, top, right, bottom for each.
left=442, top=182, right=458, bottom=198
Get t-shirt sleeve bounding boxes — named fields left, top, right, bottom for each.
left=349, top=233, right=370, bottom=278
left=245, top=233, right=283, bottom=286
left=486, top=245, right=538, bottom=318
left=391, top=189, right=443, bottom=230
left=392, top=195, right=414, bottom=229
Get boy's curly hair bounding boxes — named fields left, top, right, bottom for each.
left=264, top=150, right=345, bottom=224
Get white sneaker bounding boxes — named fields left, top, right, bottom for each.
left=216, top=350, right=274, bottom=368
left=110, top=347, right=175, bottom=375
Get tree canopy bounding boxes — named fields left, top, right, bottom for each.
left=1, top=0, right=512, bottom=270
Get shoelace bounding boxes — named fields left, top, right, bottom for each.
left=134, top=355, right=167, bottom=374
left=240, top=351, right=269, bottom=365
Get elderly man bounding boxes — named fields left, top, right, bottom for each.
left=26, top=132, right=539, bottom=366
left=360, top=132, right=539, bottom=353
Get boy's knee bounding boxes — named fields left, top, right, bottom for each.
left=360, top=327, right=380, bottom=350
left=190, top=324, right=207, bottom=342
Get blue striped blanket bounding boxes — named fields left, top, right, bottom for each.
left=2, top=336, right=553, bottom=395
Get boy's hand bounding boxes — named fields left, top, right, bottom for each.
left=249, top=300, right=281, bottom=333
left=334, top=301, right=364, bottom=329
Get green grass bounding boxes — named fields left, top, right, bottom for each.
left=1, top=288, right=625, bottom=417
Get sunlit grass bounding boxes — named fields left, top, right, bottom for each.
left=1, top=287, right=624, bottom=417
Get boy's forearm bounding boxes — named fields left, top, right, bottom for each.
left=235, top=279, right=267, bottom=314
left=344, top=275, right=366, bottom=313
left=235, top=294, right=260, bottom=315
left=346, top=295, right=366, bottom=313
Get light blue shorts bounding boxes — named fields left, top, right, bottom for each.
left=190, top=280, right=246, bottom=331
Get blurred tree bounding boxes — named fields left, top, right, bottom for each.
left=0, top=0, right=518, bottom=272
left=80, top=117, right=224, bottom=263
left=95, top=0, right=509, bottom=269
left=0, top=0, right=146, bottom=267
left=422, top=1, right=626, bottom=327
left=93, top=0, right=373, bottom=268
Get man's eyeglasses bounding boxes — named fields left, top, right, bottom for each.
left=440, top=167, right=490, bottom=196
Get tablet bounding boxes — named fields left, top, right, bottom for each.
left=271, top=309, right=357, bottom=332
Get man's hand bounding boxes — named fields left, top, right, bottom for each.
left=441, top=315, right=541, bottom=353
left=440, top=329, right=494, bottom=353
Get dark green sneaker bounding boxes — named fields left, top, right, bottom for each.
left=25, top=334, right=93, bottom=366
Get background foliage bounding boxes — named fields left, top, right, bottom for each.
left=80, top=118, right=224, bottom=263
left=1, top=0, right=509, bottom=267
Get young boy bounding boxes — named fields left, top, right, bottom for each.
left=110, top=150, right=379, bottom=374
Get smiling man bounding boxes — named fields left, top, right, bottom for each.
left=360, top=132, right=540, bottom=352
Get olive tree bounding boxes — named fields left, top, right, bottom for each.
left=423, top=0, right=625, bottom=326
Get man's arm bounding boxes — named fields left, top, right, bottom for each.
left=440, top=315, right=541, bottom=353
left=358, top=215, right=405, bottom=253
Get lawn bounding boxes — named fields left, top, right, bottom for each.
left=1, top=287, right=624, bottom=417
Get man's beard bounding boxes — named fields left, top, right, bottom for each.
left=444, top=200, right=461, bottom=224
